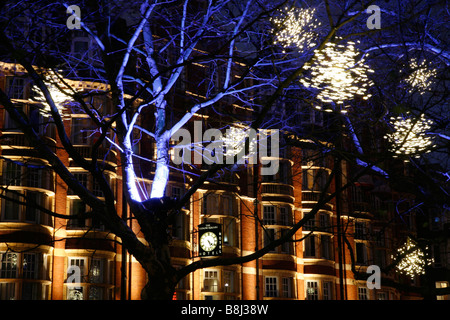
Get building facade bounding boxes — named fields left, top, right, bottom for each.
left=0, top=61, right=433, bottom=300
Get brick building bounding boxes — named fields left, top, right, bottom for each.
left=0, top=61, right=429, bottom=300
left=0, top=0, right=439, bottom=300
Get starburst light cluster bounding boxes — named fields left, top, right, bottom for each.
left=403, top=58, right=437, bottom=94
left=392, top=237, right=433, bottom=279
left=300, top=41, right=374, bottom=106
left=271, top=7, right=321, bottom=53
left=223, top=125, right=256, bottom=158
left=384, top=113, right=435, bottom=157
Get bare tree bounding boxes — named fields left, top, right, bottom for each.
left=0, top=0, right=448, bottom=300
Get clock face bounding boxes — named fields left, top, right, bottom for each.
left=200, top=231, right=218, bottom=252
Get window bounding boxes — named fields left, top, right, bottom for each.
left=0, top=253, right=18, bottom=278
left=265, top=277, right=278, bottom=297
left=436, top=281, right=450, bottom=300
left=25, top=191, right=39, bottom=223
left=2, top=190, right=20, bottom=221
left=89, top=286, right=104, bottom=300
left=68, top=258, right=86, bottom=283
left=355, top=221, right=367, bottom=240
left=323, top=281, right=333, bottom=300
left=263, top=228, right=276, bottom=251
left=4, top=161, right=22, bottom=186
left=377, top=292, right=388, bottom=300
left=203, top=270, right=219, bottom=292
left=171, top=186, right=182, bottom=200
left=223, top=270, right=235, bottom=293
left=320, top=235, right=332, bottom=260
left=304, top=235, right=316, bottom=257
left=22, top=253, right=38, bottom=279
left=67, top=287, right=84, bottom=300
left=356, top=242, right=368, bottom=265
left=223, top=217, right=237, bottom=247
left=281, top=229, right=293, bottom=254
left=171, top=211, right=188, bottom=240
left=68, top=199, right=87, bottom=228
left=203, top=193, right=219, bottom=215
left=278, top=206, right=292, bottom=226
left=302, top=169, right=329, bottom=191
left=319, top=213, right=330, bottom=231
left=282, top=277, right=293, bottom=298
left=304, top=216, right=315, bottom=231
left=66, top=257, right=109, bottom=300
left=5, top=77, right=27, bottom=100
left=89, top=259, right=103, bottom=284
left=263, top=206, right=276, bottom=225
left=1, top=190, right=50, bottom=224
left=306, top=281, right=318, bottom=300
left=358, top=287, right=369, bottom=300
left=0, top=253, right=48, bottom=300
left=74, top=172, right=88, bottom=190
left=72, top=37, right=90, bottom=61
left=221, top=195, right=232, bottom=215
left=92, top=178, right=104, bottom=198
left=26, top=167, right=42, bottom=188
left=0, top=283, right=16, bottom=300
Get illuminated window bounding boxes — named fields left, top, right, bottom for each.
left=22, top=253, right=37, bottom=279
left=223, top=270, right=235, bottom=293
left=0, top=253, right=18, bottom=278
left=203, top=270, right=219, bottom=292
left=306, top=281, right=318, bottom=300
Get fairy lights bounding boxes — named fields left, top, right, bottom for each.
left=403, top=58, right=437, bottom=94
left=223, top=125, right=257, bottom=159
left=392, top=237, right=433, bottom=279
left=384, top=113, right=435, bottom=157
left=271, top=7, right=321, bottom=53
left=300, top=41, right=374, bottom=106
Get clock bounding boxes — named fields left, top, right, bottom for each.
left=198, top=223, right=222, bottom=257
left=200, top=231, right=218, bottom=252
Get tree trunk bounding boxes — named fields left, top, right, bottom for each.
left=138, top=199, right=177, bottom=300
left=141, top=271, right=176, bottom=300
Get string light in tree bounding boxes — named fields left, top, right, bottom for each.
left=271, top=7, right=321, bottom=53
left=403, top=58, right=437, bottom=94
left=223, top=125, right=256, bottom=158
left=392, top=237, right=433, bottom=279
left=384, top=113, right=435, bottom=157
left=299, top=41, right=374, bottom=110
